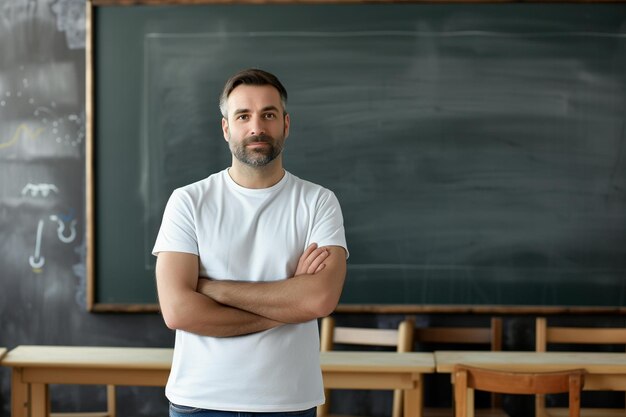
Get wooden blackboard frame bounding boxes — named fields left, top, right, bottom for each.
left=86, top=0, right=626, bottom=313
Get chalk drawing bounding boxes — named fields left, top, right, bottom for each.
left=0, top=124, right=44, bottom=150
left=61, top=112, right=85, bottom=147
left=51, top=0, right=85, bottom=50
left=1, top=66, right=85, bottom=152
left=29, top=219, right=46, bottom=272
left=21, top=183, right=59, bottom=198
left=1, top=0, right=37, bottom=28
left=26, top=210, right=78, bottom=273
left=33, top=107, right=84, bottom=149
left=50, top=214, right=77, bottom=243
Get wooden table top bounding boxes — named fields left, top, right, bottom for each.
left=1, top=346, right=435, bottom=374
left=1, top=345, right=173, bottom=369
left=320, top=351, right=435, bottom=373
left=435, top=351, right=626, bottom=374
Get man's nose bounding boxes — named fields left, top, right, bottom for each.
left=249, top=116, right=266, bottom=136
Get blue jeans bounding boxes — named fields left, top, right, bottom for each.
left=169, top=403, right=317, bottom=417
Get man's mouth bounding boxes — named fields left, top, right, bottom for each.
left=246, top=141, right=270, bottom=148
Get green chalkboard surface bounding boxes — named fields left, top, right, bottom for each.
left=88, top=2, right=626, bottom=311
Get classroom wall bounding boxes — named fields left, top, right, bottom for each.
left=0, top=0, right=173, bottom=415
left=0, top=1, right=624, bottom=417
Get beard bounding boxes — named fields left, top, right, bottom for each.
left=229, top=133, right=284, bottom=167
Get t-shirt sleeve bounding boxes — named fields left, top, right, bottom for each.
left=309, top=190, right=349, bottom=259
left=152, top=189, right=199, bottom=256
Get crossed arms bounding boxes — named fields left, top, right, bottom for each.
left=155, top=244, right=347, bottom=337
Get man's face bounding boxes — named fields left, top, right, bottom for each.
left=222, top=84, right=290, bottom=167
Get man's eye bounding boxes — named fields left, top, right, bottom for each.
left=237, top=115, right=249, bottom=120
left=263, top=113, right=277, bottom=119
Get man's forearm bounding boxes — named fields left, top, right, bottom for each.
left=155, top=251, right=284, bottom=338
left=198, top=278, right=317, bottom=323
left=197, top=246, right=347, bottom=323
left=163, top=289, right=284, bottom=337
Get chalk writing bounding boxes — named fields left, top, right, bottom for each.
left=51, top=0, right=85, bottom=50
left=22, top=183, right=59, bottom=197
left=0, top=0, right=37, bottom=28
left=26, top=209, right=79, bottom=272
left=0, top=124, right=44, bottom=150
left=50, top=214, right=77, bottom=243
left=29, top=219, right=45, bottom=272
left=33, top=106, right=84, bottom=149
left=1, top=66, right=85, bottom=153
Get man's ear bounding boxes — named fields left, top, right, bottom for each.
left=283, top=113, right=290, bottom=140
left=222, top=118, right=229, bottom=142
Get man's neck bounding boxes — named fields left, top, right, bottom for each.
left=228, top=158, right=285, bottom=189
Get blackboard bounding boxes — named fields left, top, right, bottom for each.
left=88, top=2, right=626, bottom=311
left=0, top=0, right=175, bottom=415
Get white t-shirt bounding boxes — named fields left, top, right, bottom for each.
left=152, top=169, right=348, bottom=412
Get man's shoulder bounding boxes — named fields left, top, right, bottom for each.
left=174, top=170, right=227, bottom=198
left=286, top=171, right=333, bottom=195
left=284, top=171, right=341, bottom=210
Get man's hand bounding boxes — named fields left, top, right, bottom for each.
left=295, top=243, right=330, bottom=276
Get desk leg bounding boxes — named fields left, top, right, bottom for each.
left=404, top=374, right=423, bottom=417
left=467, top=388, right=474, bottom=417
left=30, top=383, right=49, bottom=417
left=11, top=368, right=28, bottom=417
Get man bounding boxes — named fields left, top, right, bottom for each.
left=153, top=68, right=348, bottom=417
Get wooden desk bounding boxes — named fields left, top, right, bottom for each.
left=436, top=351, right=626, bottom=390
left=2, top=346, right=434, bottom=417
left=321, top=351, right=435, bottom=417
left=2, top=346, right=173, bottom=417
left=435, top=351, right=626, bottom=417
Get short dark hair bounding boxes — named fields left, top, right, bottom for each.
left=219, top=68, right=288, bottom=117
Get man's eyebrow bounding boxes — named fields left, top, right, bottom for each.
left=232, top=106, right=279, bottom=116
left=232, top=108, right=250, bottom=116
